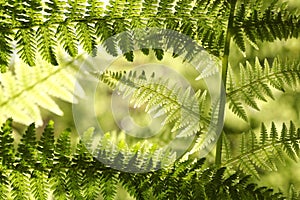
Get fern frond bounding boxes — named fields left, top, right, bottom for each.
left=86, top=0, right=104, bottom=17
left=1, top=0, right=299, bottom=69
left=36, top=25, right=58, bottom=65
left=98, top=69, right=225, bottom=159
left=76, top=22, right=97, bottom=55
left=227, top=57, right=300, bottom=120
left=95, top=19, right=118, bottom=57
left=0, top=31, right=13, bottom=72
left=82, top=128, right=176, bottom=173
left=0, top=55, right=81, bottom=126
left=232, top=1, right=300, bottom=53
left=100, top=170, right=118, bottom=200
left=0, top=0, right=231, bottom=69
left=114, top=20, right=134, bottom=61
left=0, top=172, right=9, bottom=200
left=16, top=123, right=37, bottom=169
left=98, top=70, right=208, bottom=138
left=65, top=0, right=86, bottom=19
left=37, top=120, right=55, bottom=168
left=0, top=119, right=15, bottom=168
left=81, top=165, right=102, bottom=200
left=222, top=121, right=300, bottom=179
left=49, top=168, right=70, bottom=200
left=192, top=1, right=228, bottom=56
left=10, top=170, right=30, bottom=200
left=185, top=97, right=224, bottom=158
left=0, top=120, right=288, bottom=199
left=57, top=23, right=78, bottom=57
left=44, top=0, right=66, bottom=21
left=15, top=28, right=36, bottom=66
left=66, top=168, right=84, bottom=200
left=119, top=172, right=151, bottom=199
left=30, top=170, right=49, bottom=200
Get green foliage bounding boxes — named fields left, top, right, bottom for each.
left=222, top=121, right=300, bottom=179
left=0, top=0, right=300, bottom=199
left=0, top=55, right=81, bottom=126
left=98, top=70, right=207, bottom=137
left=233, top=1, right=300, bottom=53
left=0, top=119, right=286, bottom=200
left=1, top=0, right=298, bottom=70
left=98, top=69, right=224, bottom=159
left=227, top=57, right=300, bottom=121
left=289, top=184, right=300, bottom=200
left=82, top=127, right=176, bottom=172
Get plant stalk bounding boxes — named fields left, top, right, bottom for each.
left=215, top=0, right=237, bottom=166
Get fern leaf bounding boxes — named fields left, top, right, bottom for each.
left=222, top=121, right=300, bottom=178
left=1, top=0, right=299, bottom=67
left=57, top=23, right=78, bottom=57
left=16, top=123, right=37, bottom=169
left=99, top=70, right=206, bottom=138
left=222, top=132, right=232, bottom=161
left=0, top=31, right=13, bottom=72
left=114, top=19, right=134, bottom=61
left=0, top=120, right=290, bottom=199
left=54, top=129, right=72, bottom=168
left=281, top=122, right=298, bottom=162
left=228, top=95, right=248, bottom=121
left=0, top=119, right=15, bottom=168
left=65, top=0, right=86, bottom=19
left=119, top=173, right=151, bottom=199
left=288, top=184, right=300, bottom=200
left=227, top=58, right=300, bottom=120
left=0, top=171, right=9, bottom=200
left=86, top=0, right=104, bottom=18
left=85, top=129, right=176, bottom=172
left=36, top=25, right=58, bottom=65
left=96, top=19, right=118, bottom=57
left=10, top=170, right=30, bottom=200
left=233, top=1, right=300, bottom=48
left=100, top=170, right=118, bottom=200
left=66, top=168, right=84, bottom=200
left=81, top=165, right=102, bottom=200
left=15, top=28, right=36, bottom=66
left=76, top=22, right=97, bottom=56
left=44, top=0, right=66, bottom=21
left=30, top=170, right=49, bottom=200
left=49, top=168, right=69, bottom=200
left=37, top=121, right=55, bottom=168
left=123, top=0, right=143, bottom=28
left=0, top=55, right=80, bottom=126
left=184, top=97, right=224, bottom=159
left=233, top=27, right=246, bottom=55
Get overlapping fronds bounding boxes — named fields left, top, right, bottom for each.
left=1, top=0, right=298, bottom=71
left=3, top=0, right=300, bottom=73
left=0, top=56, right=81, bottom=126
left=98, top=69, right=225, bottom=158
left=0, top=119, right=285, bottom=200
left=0, top=0, right=229, bottom=71
left=121, top=160, right=284, bottom=200
left=227, top=57, right=300, bottom=121
left=98, top=70, right=207, bottom=138
left=1, top=0, right=300, bottom=198
left=222, top=121, right=300, bottom=179
left=81, top=127, right=176, bottom=173
left=232, top=1, right=300, bottom=53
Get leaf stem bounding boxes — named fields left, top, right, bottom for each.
left=215, top=0, right=237, bottom=166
